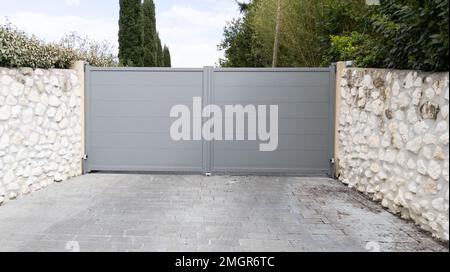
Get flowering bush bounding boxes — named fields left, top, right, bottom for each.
left=60, top=32, right=118, bottom=67
left=0, top=23, right=117, bottom=69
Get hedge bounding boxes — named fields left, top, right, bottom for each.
left=0, top=23, right=117, bottom=69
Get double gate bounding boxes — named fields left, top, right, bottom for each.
left=85, top=66, right=335, bottom=176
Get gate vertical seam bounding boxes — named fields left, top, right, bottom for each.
left=202, top=66, right=213, bottom=174
left=209, top=67, right=215, bottom=173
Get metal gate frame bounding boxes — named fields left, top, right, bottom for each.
left=84, top=64, right=336, bottom=176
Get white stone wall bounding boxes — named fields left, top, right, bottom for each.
left=0, top=67, right=83, bottom=205
left=337, top=68, right=449, bottom=241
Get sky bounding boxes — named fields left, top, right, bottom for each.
left=0, top=0, right=243, bottom=67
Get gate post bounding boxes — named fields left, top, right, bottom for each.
left=202, top=66, right=214, bottom=175
left=83, top=63, right=91, bottom=174
left=328, top=63, right=338, bottom=178
left=71, top=61, right=88, bottom=175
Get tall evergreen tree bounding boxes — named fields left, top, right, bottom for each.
left=118, top=0, right=143, bottom=66
left=142, top=0, right=158, bottom=67
left=156, top=33, right=164, bottom=67
left=163, top=45, right=171, bottom=67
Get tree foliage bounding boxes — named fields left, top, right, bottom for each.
left=119, top=0, right=170, bottom=67
left=370, top=0, right=449, bottom=71
left=218, top=1, right=266, bottom=67
left=219, top=0, right=449, bottom=71
left=163, top=45, right=171, bottom=67
left=142, top=0, right=158, bottom=67
left=119, top=0, right=143, bottom=66
left=156, top=33, right=164, bottom=67
left=220, top=0, right=367, bottom=67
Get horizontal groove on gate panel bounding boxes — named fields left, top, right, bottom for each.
left=91, top=147, right=202, bottom=151
left=213, top=100, right=329, bottom=104
left=89, top=132, right=330, bottom=137
left=214, top=135, right=328, bottom=150
left=90, top=87, right=202, bottom=100
left=90, top=101, right=194, bottom=117
left=213, top=74, right=329, bottom=86
left=89, top=144, right=329, bottom=151
left=89, top=71, right=202, bottom=85
left=90, top=115, right=328, bottom=120
left=213, top=151, right=328, bottom=169
left=90, top=102, right=329, bottom=118
left=90, top=117, right=329, bottom=134
left=89, top=134, right=328, bottom=150
left=89, top=150, right=202, bottom=166
left=213, top=89, right=329, bottom=102
left=212, top=148, right=329, bottom=152
left=212, top=84, right=330, bottom=88
left=92, top=99, right=329, bottom=103
left=88, top=166, right=203, bottom=172
left=89, top=149, right=202, bottom=160
left=211, top=166, right=328, bottom=171
left=90, top=133, right=201, bottom=149
left=213, top=68, right=331, bottom=72
left=91, top=99, right=199, bottom=102
left=89, top=67, right=203, bottom=71
left=211, top=168, right=328, bottom=175
left=91, top=83, right=202, bottom=87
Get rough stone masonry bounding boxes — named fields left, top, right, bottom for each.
left=337, top=68, right=449, bottom=241
left=0, top=67, right=83, bottom=205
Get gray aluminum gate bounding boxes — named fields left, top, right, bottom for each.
left=85, top=66, right=335, bottom=176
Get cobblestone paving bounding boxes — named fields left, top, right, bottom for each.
left=0, top=174, right=448, bottom=252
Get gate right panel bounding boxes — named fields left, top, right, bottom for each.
left=211, top=68, right=333, bottom=175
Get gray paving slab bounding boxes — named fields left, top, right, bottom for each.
left=0, top=174, right=447, bottom=252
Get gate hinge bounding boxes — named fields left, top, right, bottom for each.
left=82, top=154, right=88, bottom=160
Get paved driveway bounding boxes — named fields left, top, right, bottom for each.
left=0, top=174, right=447, bottom=252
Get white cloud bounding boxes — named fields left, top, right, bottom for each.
left=157, top=4, right=238, bottom=67
left=65, top=0, right=80, bottom=7
left=160, top=5, right=232, bottom=29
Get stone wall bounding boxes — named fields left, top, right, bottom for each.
left=337, top=67, right=449, bottom=241
left=0, top=67, right=83, bottom=205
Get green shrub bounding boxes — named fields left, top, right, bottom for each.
left=324, top=32, right=382, bottom=68
left=326, top=0, right=449, bottom=71
left=0, top=23, right=117, bottom=69
left=369, top=0, right=449, bottom=71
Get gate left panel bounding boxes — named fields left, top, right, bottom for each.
left=86, top=68, right=204, bottom=173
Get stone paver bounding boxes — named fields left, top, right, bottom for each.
left=0, top=174, right=447, bottom=252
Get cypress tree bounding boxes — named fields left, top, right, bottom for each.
left=156, top=33, right=164, bottom=67
left=118, top=0, right=143, bottom=66
left=163, top=45, right=171, bottom=67
left=142, top=0, right=158, bottom=67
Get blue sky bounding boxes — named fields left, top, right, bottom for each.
left=0, top=0, right=243, bottom=67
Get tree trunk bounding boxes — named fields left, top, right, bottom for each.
left=272, top=0, right=282, bottom=67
